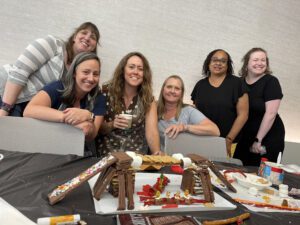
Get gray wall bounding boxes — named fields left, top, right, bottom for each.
left=1, top=0, right=299, bottom=142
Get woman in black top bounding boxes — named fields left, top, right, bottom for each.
left=234, top=48, right=285, bottom=166
left=191, top=49, right=248, bottom=157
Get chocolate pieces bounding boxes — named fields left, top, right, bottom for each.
left=187, top=154, right=236, bottom=193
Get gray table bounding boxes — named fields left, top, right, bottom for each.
left=0, top=149, right=299, bottom=225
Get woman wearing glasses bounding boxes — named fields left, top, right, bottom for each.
left=191, top=49, right=248, bottom=157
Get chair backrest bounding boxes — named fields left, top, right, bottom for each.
left=281, top=141, right=300, bottom=164
left=0, top=117, right=84, bottom=156
left=165, top=133, right=243, bottom=165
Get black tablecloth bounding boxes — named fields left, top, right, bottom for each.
left=0, top=149, right=299, bottom=225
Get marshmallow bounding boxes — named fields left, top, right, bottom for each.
left=279, top=184, right=288, bottom=191
left=131, top=155, right=142, bottom=169
left=172, top=153, right=184, bottom=161
left=125, top=151, right=136, bottom=158
left=182, top=157, right=192, bottom=168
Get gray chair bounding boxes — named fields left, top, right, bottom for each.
left=281, top=141, right=300, bottom=164
left=165, top=132, right=243, bottom=165
left=0, top=117, right=84, bottom=156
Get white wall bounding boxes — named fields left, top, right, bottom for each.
left=1, top=0, right=299, bottom=142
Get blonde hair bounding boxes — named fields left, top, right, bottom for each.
left=157, top=75, right=186, bottom=120
left=108, top=52, right=154, bottom=117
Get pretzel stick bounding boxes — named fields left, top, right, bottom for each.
left=140, top=155, right=181, bottom=166
left=234, top=198, right=300, bottom=211
left=202, top=212, right=250, bottom=225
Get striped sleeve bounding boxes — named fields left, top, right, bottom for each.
left=8, top=35, right=59, bottom=86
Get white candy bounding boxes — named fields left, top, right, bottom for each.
left=182, top=157, right=192, bottom=168
left=131, top=155, right=142, bottom=169
left=172, top=153, right=184, bottom=161
left=279, top=184, right=288, bottom=191
left=126, top=151, right=136, bottom=158
left=279, top=189, right=289, bottom=195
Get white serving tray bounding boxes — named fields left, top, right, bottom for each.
left=282, top=164, right=300, bottom=174
left=88, top=173, right=236, bottom=214
left=210, top=171, right=300, bottom=213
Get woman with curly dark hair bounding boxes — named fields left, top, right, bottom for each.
left=97, top=52, right=161, bottom=157
left=191, top=49, right=248, bottom=157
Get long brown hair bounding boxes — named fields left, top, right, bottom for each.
left=65, top=22, right=100, bottom=64
left=239, top=47, right=272, bottom=78
left=60, top=52, right=100, bottom=111
left=157, top=75, right=186, bottom=120
left=108, top=52, right=154, bottom=116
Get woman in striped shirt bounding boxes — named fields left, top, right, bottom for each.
left=0, top=22, right=100, bottom=120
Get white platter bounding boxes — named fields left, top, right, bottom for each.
left=210, top=171, right=300, bottom=213
left=232, top=173, right=272, bottom=190
left=88, top=172, right=236, bottom=214
left=282, top=164, right=300, bottom=174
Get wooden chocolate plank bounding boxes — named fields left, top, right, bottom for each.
left=93, top=166, right=117, bottom=200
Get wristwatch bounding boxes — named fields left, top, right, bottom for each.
left=90, top=112, right=95, bottom=122
left=254, top=137, right=261, bottom=143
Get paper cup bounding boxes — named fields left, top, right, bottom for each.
left=120, top=114, right=133, bottom=129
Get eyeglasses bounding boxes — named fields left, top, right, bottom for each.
left=211, top=58, right=228, bottom=65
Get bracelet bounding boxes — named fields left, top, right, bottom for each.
left=1, top=101, right=14, bottom=113
left=254, top=137, right=261, bottom=143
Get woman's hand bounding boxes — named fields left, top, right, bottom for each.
left=250, top=141, right=262, bottom=154
left=75, top=121, right=93, bottom=135
left=113, top=114, right=129, bottom=129
left=165, top=123, right=186, bottom=139
left=63, top=108, right=91, bottom=125
left=0, top=109, right=9, bottom=117
left=152, top=150, right=165, bottom=156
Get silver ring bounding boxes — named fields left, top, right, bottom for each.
left=0, top=154, right=4, bottom=161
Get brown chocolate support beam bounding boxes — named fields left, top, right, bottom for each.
left=93, top=166, right=117, bottom=200
left=126, top=170, right=134, bottom=210
left=93, top=166, right=110, bottom=195
left=206, top=161, right=236, bottom=193
left=117, top=170, right=126, bottom=210
left=198, top=166, right=214, bottom=202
